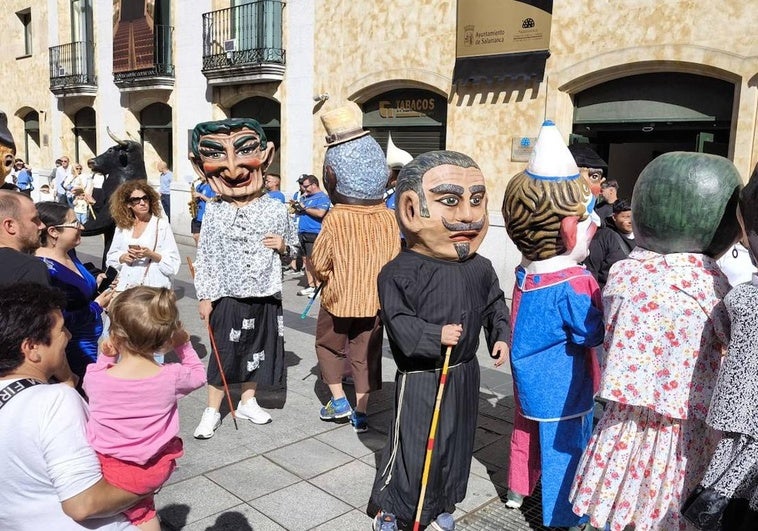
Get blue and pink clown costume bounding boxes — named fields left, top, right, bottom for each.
left=502, top=121, right=605, bottom=527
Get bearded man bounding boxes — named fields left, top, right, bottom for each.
left=189, top=118, right=298, bottom=439
left=0, top=111, right=50, bottom=287
left=368, top=150, right=510, bottom=531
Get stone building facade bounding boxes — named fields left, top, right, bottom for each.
left=1, top=1, right=755, bottom=275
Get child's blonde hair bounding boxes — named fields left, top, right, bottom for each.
left=108, top=286, right=180, bottom=356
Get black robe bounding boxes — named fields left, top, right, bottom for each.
left=369, top=250, right=510, bottom=527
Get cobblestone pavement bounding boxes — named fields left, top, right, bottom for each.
left=75, top=235, right=558, bottom=531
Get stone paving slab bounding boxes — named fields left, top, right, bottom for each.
left=158, top=476, right=245, bottom=529
left=310, top=459, right=378, bottom=509
left=181, top=503, right=286, bottom=531
left=265, top=438, right=355, bottom=480
left=205, top=456, right=301, bottom=503
left=249, top=481, right=352, bottom=529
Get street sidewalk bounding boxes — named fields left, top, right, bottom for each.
left=76, top=235, right=553, bottom=531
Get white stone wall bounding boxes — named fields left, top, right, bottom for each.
left=282, top=0, right=316, bottom=194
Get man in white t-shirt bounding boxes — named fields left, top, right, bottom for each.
left=0, top=283, right=140, bottom=530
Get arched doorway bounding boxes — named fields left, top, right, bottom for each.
left=231, top=96, right=281, bottom=173
left=362, top=88, right=447, bottom=158
left=140, top=102, right=172, bottom=171
left=73, top=107, right=97, bottom=164
left=571, top=72, right=734, bottom=195
left=22, top=111, right=41, bottom=166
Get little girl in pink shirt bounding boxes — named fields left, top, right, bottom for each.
left=83, top=286, right=207, bottom=531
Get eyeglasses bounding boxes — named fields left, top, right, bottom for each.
left=127, top=195, right=150, bottom=206
left=54, top=221, right=84, bottom=230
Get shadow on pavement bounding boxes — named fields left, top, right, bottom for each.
left=158, top=503, right=189, bottom=530
left=202, top=511, right=254, bottom=530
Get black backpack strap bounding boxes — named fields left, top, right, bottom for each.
left=0, top=379, right=43, bottom=410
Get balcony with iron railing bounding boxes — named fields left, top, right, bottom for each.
left=202, top=0, right=286, bottom=86
left=113, top=24, right=175, bottom=91
left=49, top=41, right=97, bottom=97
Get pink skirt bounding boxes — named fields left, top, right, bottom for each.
left=569, top=402, right=718, bottom=530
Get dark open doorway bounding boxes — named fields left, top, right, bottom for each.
left=571, top=72, right=734, bottom=196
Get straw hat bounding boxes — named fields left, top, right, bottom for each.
left=321, top=102, right=370, bottom=146
left=386, top=133, right=413, bottom=169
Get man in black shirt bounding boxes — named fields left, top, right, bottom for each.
left=0, top=190, right=50, bottom=286
left=585, top=199, right=635, bottom=288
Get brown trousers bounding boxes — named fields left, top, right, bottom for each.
left=315, top=308, right=383, bottom=394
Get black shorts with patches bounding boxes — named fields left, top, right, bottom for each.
left=207, top=296, right=285, bottom=387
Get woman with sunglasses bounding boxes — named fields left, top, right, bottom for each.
left=35, top=202, right=115, bottom=385
left=106, top=180, right=180, bottom=292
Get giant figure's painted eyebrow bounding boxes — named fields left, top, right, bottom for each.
left=198, top=139, right=225, bottom=151
left=429, top=183, right=464, bottom=195
left=469, top=185, right=486, bottom=194
left=233, top=134, right=260, bottom=150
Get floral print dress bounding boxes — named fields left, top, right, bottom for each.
left=570, top=249, right=731, bottom=530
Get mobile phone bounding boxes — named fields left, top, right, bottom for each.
left=97, top=266, right=119, bottom=293
left=128, top=244, right=141, bottom=250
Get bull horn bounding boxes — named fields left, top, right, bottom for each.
left=125, top=131, right=137, bottom=141
left=106, top=126, right=128, bottom=146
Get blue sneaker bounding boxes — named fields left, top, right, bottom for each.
left=373, top=511, right=398, bottom=531
left=430, top=512, right=455, bottom=531
left=350, top=411, right=368, bottom=433
left=319, top=397, right=352, bottom=420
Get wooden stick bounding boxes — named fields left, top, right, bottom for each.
left=206, top=323, right=239, bottom=430
left=186, top=256, right=238, bottom=430
left=413, top=345, right=453, bottom=531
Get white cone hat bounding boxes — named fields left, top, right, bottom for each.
left=386, top=133, right=413, bottom=169
left=525, top=120, right=580, bottom=181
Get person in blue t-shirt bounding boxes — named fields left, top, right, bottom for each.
left=13, top=159, right=34, bottom=197
left=190, top=175, right=217, bottom=246
left=265, top=173, right=286, bottom=203
left=291, top=174, right=331, bottom=296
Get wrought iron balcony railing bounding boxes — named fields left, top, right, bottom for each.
left=113, top=24, right=175, bottom=90
left=49, top=41, right=96, bottom=95
left=202, top=0, right=285, bottom=84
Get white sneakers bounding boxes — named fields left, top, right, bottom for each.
left=236, top=398, right=272, bottom=424
left=297, top=286, right=316, bottom=297
left=193, top=399, right=272, bottom=440
left=193, top=407, right=221, bottom=439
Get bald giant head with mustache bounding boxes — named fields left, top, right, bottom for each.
left=396, top=151, right=489, bottom=261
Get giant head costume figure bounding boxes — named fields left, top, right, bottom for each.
left=632, top=152, right=742, bottom=257
left=0, top=111, right=17, bottom=180
left=503, top=120, right=597, bottom=267
left=386, top=133, right=413, bottom=187
left=189, top=118, right=275, bottom=202
left=396, top=150, right=488, bottom=261
left=320, top=102, right=388, bottom=205
left=740, top=164, right=758, bottom=263
left=568, top=144, right=607, bottom=197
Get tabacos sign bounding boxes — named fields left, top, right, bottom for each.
left=379, top=98, right=437, bottom=119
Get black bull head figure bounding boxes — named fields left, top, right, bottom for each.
left=82, top=127, right=147, bottom=267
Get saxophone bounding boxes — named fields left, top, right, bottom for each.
left=188, top=179, right=200, bottom=219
